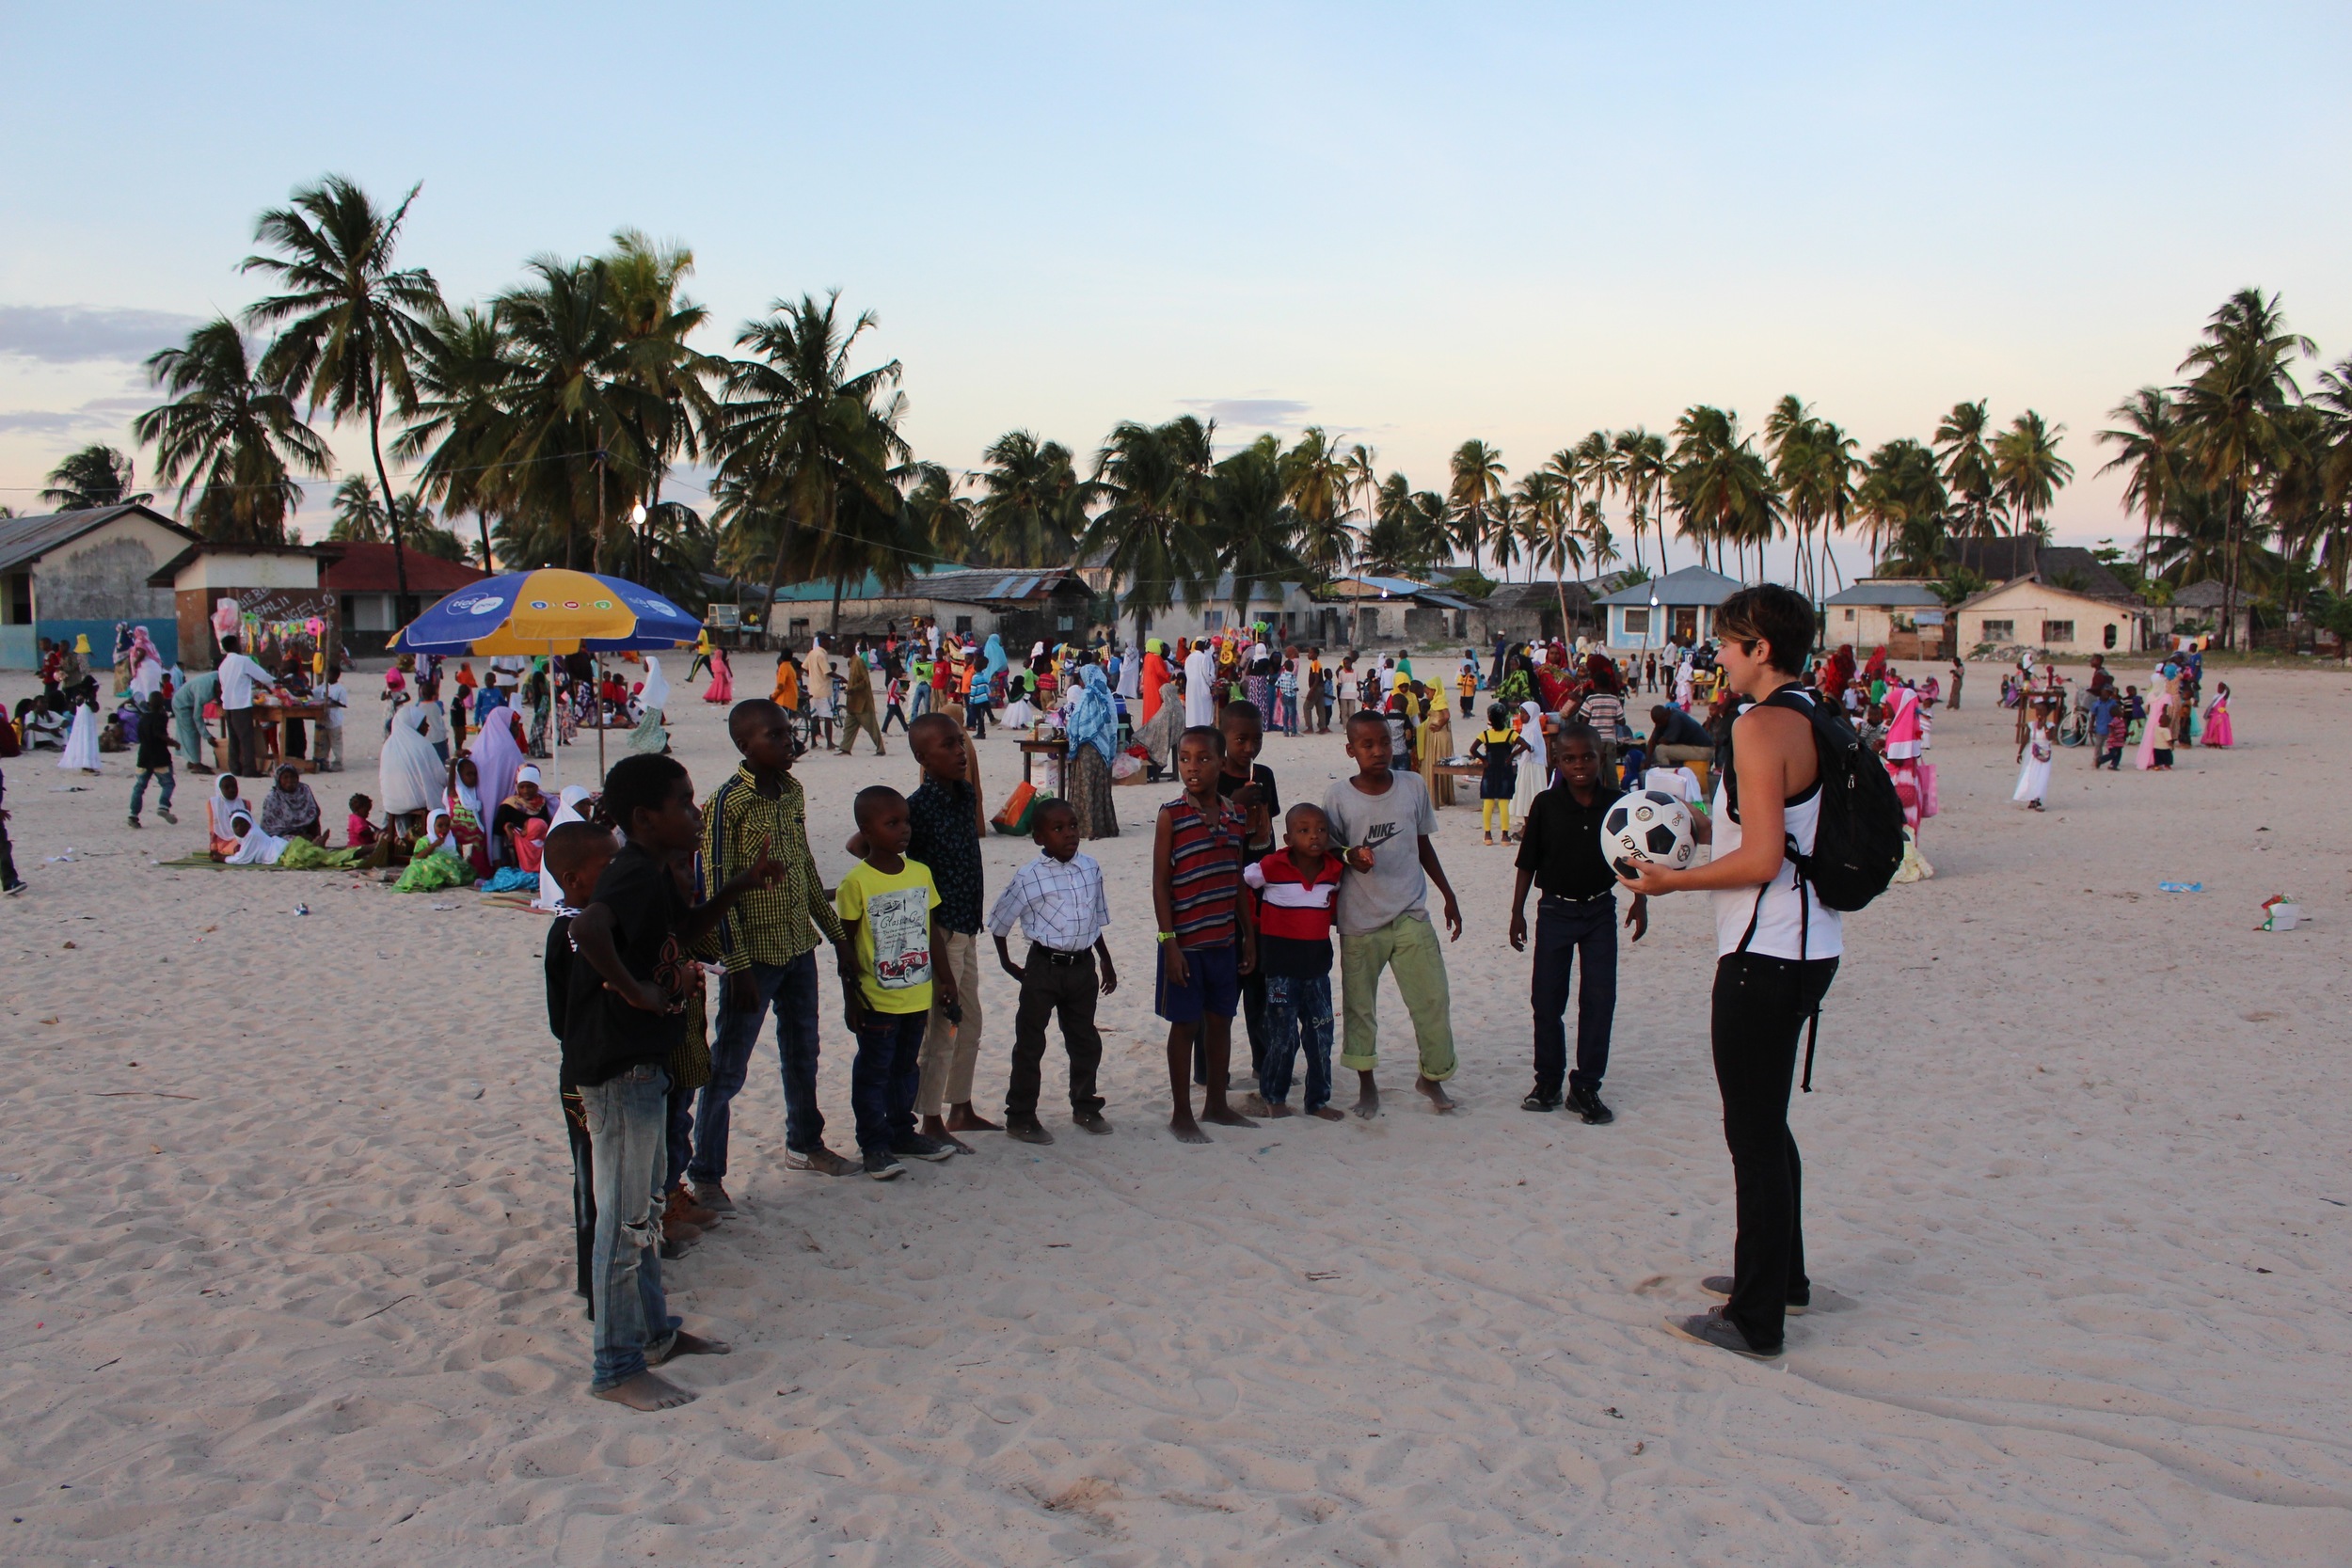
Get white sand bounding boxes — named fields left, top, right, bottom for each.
left=2, top=661, right=2346, bottom=1566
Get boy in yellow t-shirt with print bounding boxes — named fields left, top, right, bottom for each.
left=834, top=784, right=962, bottom=1180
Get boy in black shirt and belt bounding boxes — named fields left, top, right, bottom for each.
left=1508, top=721, right=1646, bottom=1123
left=565, top=753, right=781, bottom=1410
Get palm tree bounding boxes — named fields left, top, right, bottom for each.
left=1363, top=473, right=1448, bottom=578
left=1079, top=416, right=1218, bottom=643
left=1280, top=427, right=1359, bottom=583
left=1445, top=439, right=1507, bottom=572
left=709, top=292, right=907, bottom=634
left=1932, top=401, right=1999, bottom=536
left=1613, top=428, right=1668, bottom=578
left=600, top=229, right=723, bottom=576
left=2307, top=357, right=2352, bottom=594
left=328, top=474, right=388, bottom=541
left=2175, top=288, right=2313, bottom=648
left=393, top=303, right=512, bottom=569
left=40, top=445, right=151, bottom=511
left=1765, top=397, right=1817, bottom=595
left=1991, top=410, right=2074, bottom=543
left=2097, top=388, right=2186, bottom=586
left=241, top=175, right=442, bottom=614
left=134, top=320, right=332, bottom=544
left=1669, top=406, right=1781, bottom=579
left=904, top=462, right=976, bottom=564
left=1855, top=438, right=1948, bottom=573
left=1210, top=434, right=1302, bottom=628
left=972, top=431, right=1083, bottom=566
left=1514, top=467, right=1581, bottom=632
left=1808, top=419, right=1861, bottom=594
left=1567, top=432, right=1623, bottom=571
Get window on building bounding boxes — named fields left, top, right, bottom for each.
left=952, top=615, right=973, bottom=636
left=1057, top=614, right=1074, bottom=631
left=2042, top=619, right=2074, bottom=644
left=788, top=617, right=812, bottom=641
left=1842, top=607, right=1855, bottom=621
left=1981, top=619, right=2014, bottom=642
left=1203, top=610, right=1225, bottom=631
left=2104, top=622, right=2118, bottom=649
left=1623, top=608, right=1650, bottom=636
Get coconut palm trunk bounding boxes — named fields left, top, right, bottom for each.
left=365, top=383, right=413, bottom=620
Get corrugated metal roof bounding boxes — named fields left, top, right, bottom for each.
left=0, top=503, right=195, bottom=574
left=1595, top=565, right=1744, bottom=607
left=1823, top=580, right=1946, bottom=608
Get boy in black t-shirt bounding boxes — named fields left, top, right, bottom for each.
left=128, top=690, right=177, bottom=828
left=565, top=753, right=782, bottom=1411
left=1507, top=722, right=1647, bottom=1123
left=544, top=820, right=618, bottom=1312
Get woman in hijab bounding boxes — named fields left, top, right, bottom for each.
left=1510, top=700, right=1551, bottom=832
left=1063, top=661, right=1120, bottom=839
left=127, top=626, right=164, bottom=703
left=1139, top=639, right=1171, bottom=724
left=220, top=806, right=289, bottom=866
left=967, top=633, right=1005, bottom=737
left=445, top=754, right=494, bottom=876
left=492, top=764, right=553, bottom=860
left=57, top=695, right=102, bottom=774
left=703, top=645, right=734, bottom=704
left=377, top=696, right=443, bottom=819
left=469, top=704, right=529, bottom=851
left=1182, top=638, right=1217, bottom=727
left=258, top=763, right=326, bottom=843
left=1417, top=678, right=1456, bottom=807
left=627, top=656, right=672, bottom=756
left=207, top=774, right=248, bottom=858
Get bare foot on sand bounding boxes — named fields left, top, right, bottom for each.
left=1264, top=1101, right=1295, bottom=1118
left=920, top=1114, right=975, bottom=1154
left=1310, top=1105, right=1345, bottom=1121
left=648, top=1330, right=732, bottom=1366
left=945, top=1102, right=1000, bottom=1133
left=593, top=1370, right=696, bottom=1411
left=1352, top=1081, right=1381, bottom=1119
left=1202, top=1102, right=1259, bottom=1129
left=1416, top=1076, right=1455, bottom=1113
left=1240, top=1091, right=1272, bottom=1117
left=1170, top=1113, right=1211, bottom=1145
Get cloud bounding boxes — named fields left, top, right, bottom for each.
left=0, top=393, right=151, bottom=436
left=0, top=304, right=205, bottom=364
left=1181, top=397, right=1312, bottom=430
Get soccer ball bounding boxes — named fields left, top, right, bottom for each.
left=1600, top=790, right=1697, bottom=874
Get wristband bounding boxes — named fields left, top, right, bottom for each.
left=1156, top=931, right=1176, bottom=943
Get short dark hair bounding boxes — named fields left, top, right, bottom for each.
left=348, top=793, right=372, bottom=813
left=1714, top=584, right=1815, bottom=675
left=1030, top=798, right=1078, bottom=836
left=220, top=635, right=240, bottom=653
left=1284, top=801, right=1328, bottom=831
left=853, top=784, right=906, bottom=829
left=1217, top=700, right=1262, bottom=731
left=600, top=753, right=689, bottom=834
left=1344, top=709, right=1390, bottom=740
left=909, top=711, right=961, bottom=746
left=544, top=819, right=616, bottom=883
left=1177, top=724, right=1225, bottom=756
left=727, top=697, right=785, bottom=745
left=1553, top=720, right=1600, bottom=751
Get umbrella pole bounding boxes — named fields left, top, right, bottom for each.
left=544, top=641, right=559, bottom=793
left=595, top=653, right=606, bottom=779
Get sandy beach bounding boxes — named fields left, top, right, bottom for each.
left=1, top=659, right=2346, bottom=1567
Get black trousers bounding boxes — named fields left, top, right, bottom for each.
left=1530, top=895, right=1617, bottom=1098
left=1710, top=952, right=1838, bottom=1351
left=1007, top=944, right=1105, bottom=1119
left=562, top=1086, right=596, bottom=1307
left=226, top=706, right=259, bottom=776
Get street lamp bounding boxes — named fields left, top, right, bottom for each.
left=629, top=501, right=649, bottom=581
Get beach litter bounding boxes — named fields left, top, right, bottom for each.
left=2157, top=880, right=2202, bottom=893
left=2258, top=895, right=2302, bottom=931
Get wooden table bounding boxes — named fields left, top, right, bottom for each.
left=1017, top=736, right=1067, bottom=784
left=1433, top=761, right=1484, bottom=802
left=216, top=701, right=329, bottom=773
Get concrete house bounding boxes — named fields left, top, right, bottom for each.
left=148, top=541, right=342, bottom=671
left=0, top=503, right=199, bottom=669
left=1823, top=578, right=1950, bottom=655
left=1954, top=576, right=2144, bottom=657
left=748, top=566, right=1101, bottom=651
left=1597, top=564, right=1743, bottom=650
left=323, top=544, right=491, bottom=657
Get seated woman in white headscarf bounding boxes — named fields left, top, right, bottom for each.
left=220, top=807, right=288, bottom=866
left=207, top=774, right=250, bottom=858
left=378, top=696, right=445, bottom=818
left=492, top=765, right=553, bottom=862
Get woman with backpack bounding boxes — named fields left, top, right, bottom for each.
left=1615, top=583, right=1897, bottom=1362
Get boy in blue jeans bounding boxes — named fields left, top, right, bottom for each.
left=834, top=785, right=962, bottom=1180
left=565, top=753, right=778, bottom=1409
left=1242, top=802, right=1344, bottom=1118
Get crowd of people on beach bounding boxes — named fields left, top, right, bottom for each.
left=0, top=594, right=2259, bottom=1400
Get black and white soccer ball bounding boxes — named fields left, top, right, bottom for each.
left=1599, top=789, right=1696, bottom=872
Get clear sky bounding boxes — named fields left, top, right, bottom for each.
left=4, top=2, right=2347, bottom=578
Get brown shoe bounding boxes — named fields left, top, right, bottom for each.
left=664, top=1184, right=717, bottom=1230
left=661, top=1211, right=702, bottom=1246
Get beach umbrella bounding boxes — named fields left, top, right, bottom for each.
left=391, top=568, right=703, bottom=779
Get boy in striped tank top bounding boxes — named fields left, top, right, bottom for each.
left=1152, top=726, right=1260, bottom=1144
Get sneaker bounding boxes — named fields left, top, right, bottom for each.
left=158, top=807, right=177, bottom=825
left=2, top=881, right=24, bottom=896
left=1519, top=1091, right=1561, bottom=1113
left=1666, top=1306, right=1781, bottom=1359
left=1566, top=1086, right=1616, bottom=1125
left=1005, top=1117, right=1055, bottom=1146
left=783, top=1146, right=859, bottom=1177
left=689, top=1180, right=736, bottom=1214
left=890, top=1133, right=957, bottom=1163
left=1699, top=1275, right=1809, bottom=1315
left=665, top=1184, right=718, bottom=1227
left=127, top=816, right=141, bottom=829
left=864, top=1149, right=904, bottom=1180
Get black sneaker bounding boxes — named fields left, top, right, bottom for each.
left=1519, top=1091, right=1561, bottom=1113
left=1666, top=1306, right=1781, bottom=1359
left=1699, top=1275, right=1809, bottom=1315
left=864, top=1149, right=904, bottom=1180
left=890, top=1133, right=956, bottom=1163
left=1005, top=1117, right=1055, bottom=1146
left=1567, top=1086, right=1615, bottom=1125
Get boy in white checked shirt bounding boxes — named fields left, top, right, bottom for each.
left=988, top=799, right=1120, bottom=1144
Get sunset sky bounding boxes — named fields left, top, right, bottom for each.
left=4, top=2, right=2347, bottom=576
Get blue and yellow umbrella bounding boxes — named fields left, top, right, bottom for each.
left=391, top=568, right=701, bottom=656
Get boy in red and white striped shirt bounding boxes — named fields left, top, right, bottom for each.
left=1241, top=802, right=1345, bottom=1119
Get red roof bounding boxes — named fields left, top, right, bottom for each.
left=321, top=543, right=490, bottom=594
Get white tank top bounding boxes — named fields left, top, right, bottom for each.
left=1711, top=703, right=1845, bottom=961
